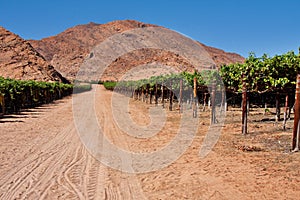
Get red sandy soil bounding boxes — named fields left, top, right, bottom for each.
left=0, top=85, right=299, bottom=199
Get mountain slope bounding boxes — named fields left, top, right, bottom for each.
left=29, top=20, right=245, bottom=81
left=0, top=26, right=68, bottom=82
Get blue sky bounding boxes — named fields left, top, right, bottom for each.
left=0, top=0, right=299, bottom=57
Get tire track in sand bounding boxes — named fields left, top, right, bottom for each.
left=0, top=123, right=75, bottom=199
left=0, top=85, right=147, bottom=199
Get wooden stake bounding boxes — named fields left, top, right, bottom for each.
left=193, top=77, right=197, bottom=98
left=131, top=86, right=134, bottom=98
left=220, top=88, right=225, bottom=115
left=292, top=74, right=300, bottom=150
left=211, top=81, right=216, bottom=124
left=189, top=93, right=193, bottom=109
left=293, top=120, right=300, bottom=152
left=149, top=86, right=153, bottom=104
left=179, top=79, right=183, bottom=113
left=242, top=75, right=247, bottom=134
left=155, top=82, right=158, bottom=106
left=0, top=94, right=4, bottom=116
left=146, top=84, right=150, bottom=104
left=161, top=84, right=165, bottom=108
left=283, top=93, right=289, bottom=130
left=137, top=89, right=140, bottom=100
left=275, top=91, right=280, bottom=122
left=193, top=77, right=197, bottom=118
left=202, top=93, right=207, bottom=112
left=169, top=80, right=173, bottom=111
left=142, top=87, right=145, bottom=102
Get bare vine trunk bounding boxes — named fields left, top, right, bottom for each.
left=211, top=81, right=216, bottom=124
left=155, top=83, right=158, bottom=106
left=242, top=76, right=247, bottom=134
left=161, top=84, right=165, bottom=108
left=283, top=94, right=289, bottom=130
left=202, top=93, right=207, bottom=112
left=179, top=79, right=183, bottom=113
left=275, top=91, right=280, bottom=122
left=169, top=80, right=173, bottom=111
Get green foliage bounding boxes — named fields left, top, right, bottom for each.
left=103, top=81, right=117, bottom=90
left=103, top=70, right=221, bottom=92
left=220, top=50, right=300, bottom=93
left=73, top=84, right=92, bottom=93
left=0, top=77, right=75, bottom=114
left=101, top=49, right=300, bottom=96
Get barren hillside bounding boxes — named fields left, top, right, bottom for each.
left=0, top=26, right=68, bottom=82
left=29, top=20, right=245, bottom=81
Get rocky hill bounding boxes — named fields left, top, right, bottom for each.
left=29, top=20, right=245, bottom=81
left=200, top=43, right=245, bottom=66
left=0, top=26, right=68, bottom=82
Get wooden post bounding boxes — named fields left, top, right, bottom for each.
left=0, top=94, right=4, bottom=116
left=193, top=77, right=197, bottom=118
left=202, top=93, right=207, bottom=112
left=292, top=75, right=300, bottom=150
left=220, top=88, right=225, bottom=115
left=211, top=81, right=216, bottom=124
left=275, top=91, right=280, bottom=122
left=193, top=77, right=197, bottom=98
left=179, top=79, right=183, bottom=113
left=283, top=93, right=289, bottom=130
left=247, top=99, right=250, bottom=116
left=131, top=86, right=134, bottom=98
left=288, top=94, right=292, bottom=120
left=142, top=87, right=145, bottom=102
left=169, top=80, right=173, bottom=111
left=189, top=93, right=193, bottom=109
left=161, top=84, right=165, bottom=108
left=149, top=87, right=153, bottom=104
left=155, top=82, right=158, bottom=106
left=242, top=75, right=247, bottom=134
left=146, top=84, right=150, bottom=104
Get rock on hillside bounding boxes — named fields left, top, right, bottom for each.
left=0, top=26, right=68, bottom=83
left=101, top=48, right=196, bottom=81
left=29, top=20, right=245, bottom=81
left=29, top=20, right=155, bottom=81
left=200, top=43, right=245, bottom=66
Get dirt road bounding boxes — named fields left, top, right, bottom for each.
left=0, top=85, right=299, bottom=199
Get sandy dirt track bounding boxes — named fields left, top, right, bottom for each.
left=0, top=85, right=299, bottom=199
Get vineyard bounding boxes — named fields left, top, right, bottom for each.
left=1, top=51, right=300, bottom=199
left=103, top=50, right=300, bottom=150
left=0, top=77, right=91, bottom=116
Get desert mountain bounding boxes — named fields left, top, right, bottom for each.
left=0, top=26, right=68, bottom=83
left=29, top=20, right=244, bottom=82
